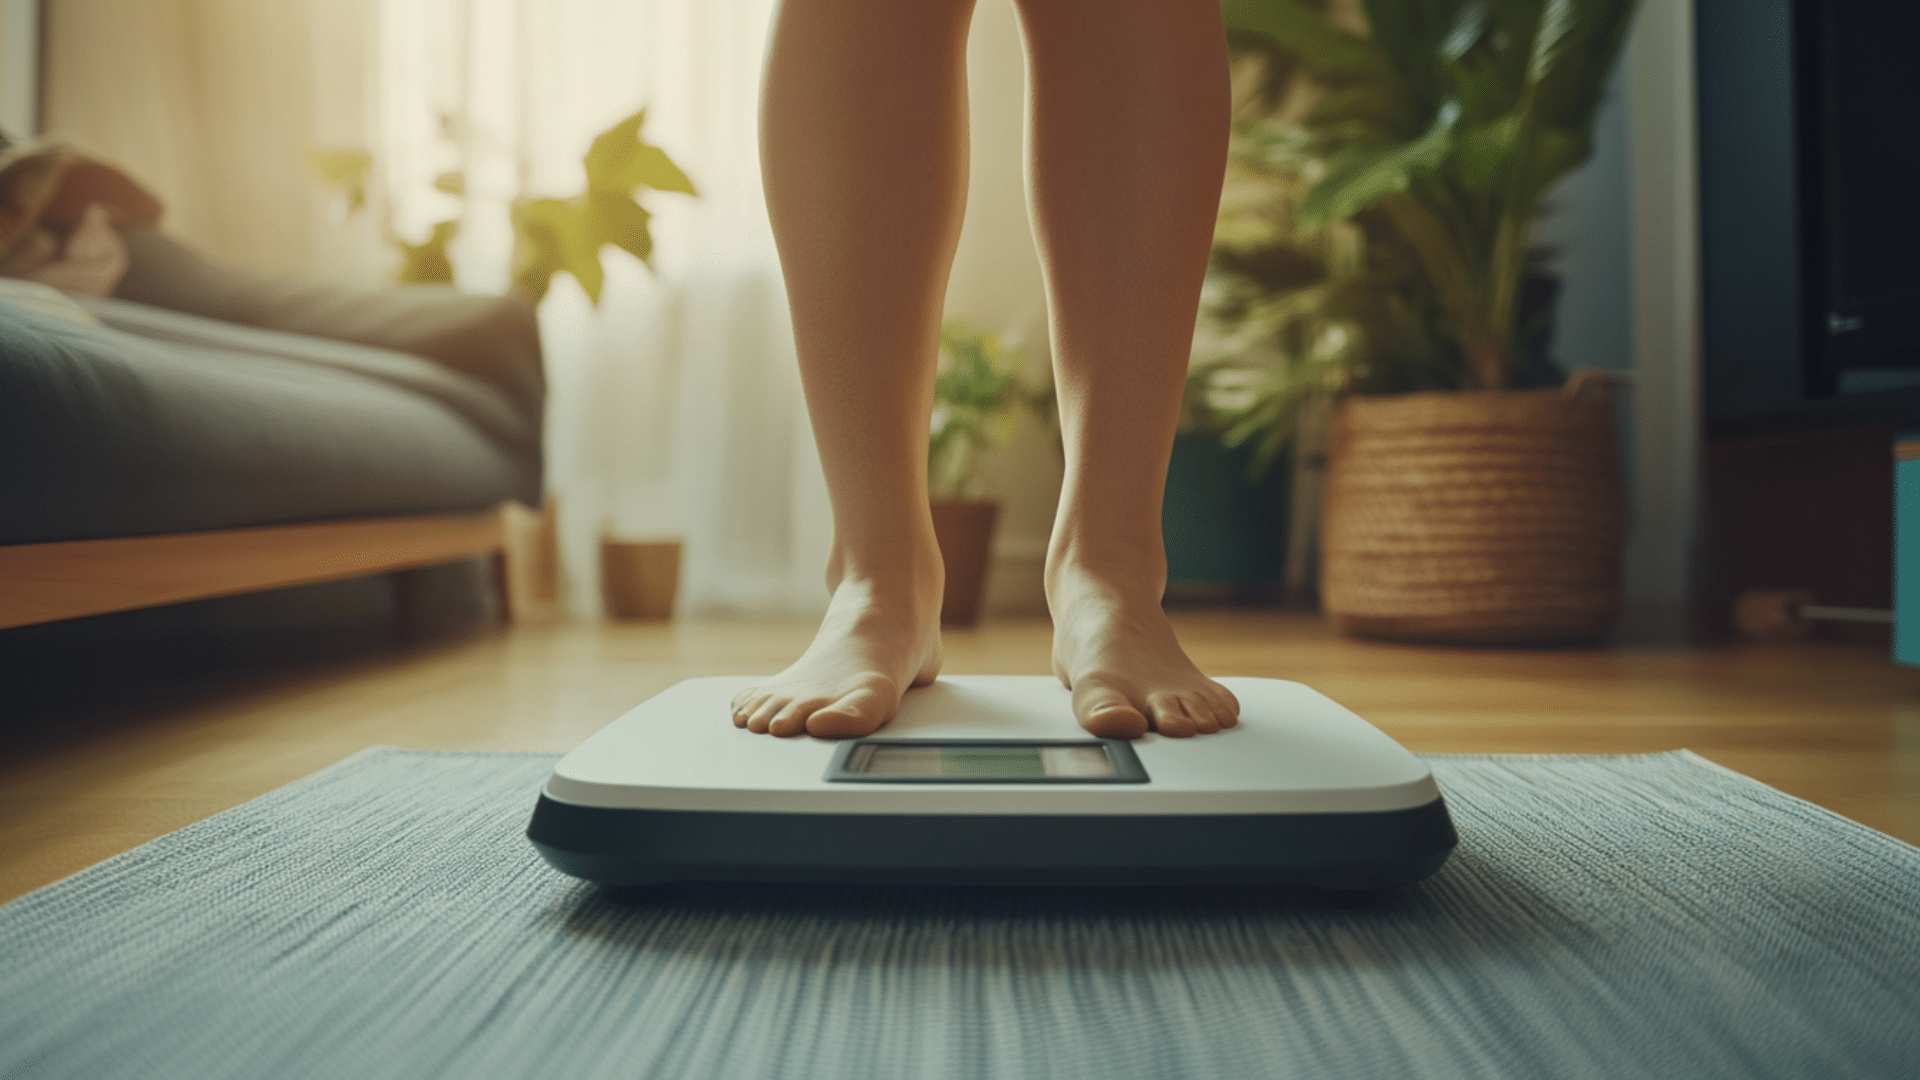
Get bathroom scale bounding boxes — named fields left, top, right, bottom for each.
left=526, top=675, right=1457, bottom=891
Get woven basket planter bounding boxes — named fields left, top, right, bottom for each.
left=1321, top=388, right=1626, bottom=645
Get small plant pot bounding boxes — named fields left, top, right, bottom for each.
left=930, top=499, right=1000, bottom=626
left=601, top=538, right=681, bottom=620
left=1321, top=389, right=1625, bottom=645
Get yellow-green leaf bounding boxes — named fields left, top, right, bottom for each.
left=397, top=219, right=457, bottom=284
left=308, top=148, right=372, bottom=213
left=512, top=197, right=605, bottom=304
left=308, top=148, right=372, bottom=188
left=584, top=110, right=648, bottom=175
left=584, top=109, right=698, bottom=196
left=510, top=211, right=561, bottom=304
left=589, top=191, right=654, bottom=266
left=626, top=143, right=697, bottom=195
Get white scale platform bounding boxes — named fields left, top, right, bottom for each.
left=527, top=676, right=1457, bottom=891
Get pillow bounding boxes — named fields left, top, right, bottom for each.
left=0, top=275, right=100, bottom=324
left=16, top=203, right=129, bottom=297
left=0, top=144, right=159, bottom=296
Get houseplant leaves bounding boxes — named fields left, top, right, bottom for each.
left=511, top=109, right=697, bottom=305
left=1222, top=0, right=1637, bottom=390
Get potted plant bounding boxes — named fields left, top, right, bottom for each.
left=313, top=109, right=696, bottom=296
left=315, top=112, right=696, bottom=621
left=1190, top=66, right=1471, bottom=606
left=927, top=319, right=1049, bottom=626
left=1200, top=0, right=1637, bottom=643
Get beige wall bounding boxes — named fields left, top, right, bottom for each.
left=41, top=0, right=378, bottom=277
left=1621, top=0, right=1701, bottom=642
left=946, top=0, right=1061, bottom=617
left=1, top=0, right=40, bottom=137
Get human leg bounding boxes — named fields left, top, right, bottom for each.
left=732, top=0, right=976, bottom=737
left=1012, top=0, right=1238, bottom=738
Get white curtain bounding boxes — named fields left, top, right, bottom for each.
left=42, top=0, right=381, bottom=277
left=376, top=0, right=833, bottom=617
left=40, top=0, right=1051, bottom=618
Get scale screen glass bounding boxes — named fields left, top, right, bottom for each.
left=828, top=740, right=1149, bottom=783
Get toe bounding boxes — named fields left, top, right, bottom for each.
left=1183, top=693, right=1222, bottom=735
left=746, top=697, right=785, bottom=734
left=768, top=698, right=827, bottom=738
left=1082, top=706, right=1148, bottom=740
left=1148, top=692, right=1197, bottom=738
left=805, top=687, right=891, bottom=738
left=731, top=690, right=768, bottom=728
left=1073, top=680, right=1149, bottom=740
left=1209, top=684, right=1241, bottom=728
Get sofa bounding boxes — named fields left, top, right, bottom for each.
left=0, top=225, right=551, bottom=632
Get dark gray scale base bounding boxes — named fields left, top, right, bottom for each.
left=526, top=796, right=1458, bottom=892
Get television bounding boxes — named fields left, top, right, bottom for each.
left=1698, top=0, right=1920, bottom=430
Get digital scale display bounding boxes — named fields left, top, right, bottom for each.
left=827, top=739, right=1149, bottom=784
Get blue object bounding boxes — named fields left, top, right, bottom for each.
left=1897, top=432, right=1920, bottom=666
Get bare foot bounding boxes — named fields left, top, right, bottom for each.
left=1047, top=560, right=1239, bottom=739
left=730, top=555, right=943, bottom=739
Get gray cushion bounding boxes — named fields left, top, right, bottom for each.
left=0, top=296, right=541, bottom=545
left=115, top=228, right=545, bottom=423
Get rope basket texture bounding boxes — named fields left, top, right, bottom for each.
left=1322, top=389, right=1626, bottom=645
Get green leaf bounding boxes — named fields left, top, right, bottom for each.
left=1207, top=0, right=1636, bottom=414
left=1447, top=0, right=1540, bottom=120
left=1531, top=0, right=1638, bottom=128
left=397, top=219, right=457, bottom=284
left=584, top=109, right=698, bottom=196
left=308, top=147, right=372, bottom=187
left=1450, top=113, right=1520, bottom=192
left=1524, top=122, right=1592, bottom=191
left=620, top=143, right=697, bottom=196
left=1363, top=0, right=1470, bottom=71
left=1527, top=0, right=1577, bottom=87
left=1221, top=0, right=1384, bottom=80
left=590, top=191, right=654, bottom=266
left=926, top=319, right=1032, bottom=496
left=308, top=148, right=372, bottom=213
left=504, top=109, right=701, bottom=305
left=1439, top=1, right=1490, bottom=63
left=1355, top=0, right=1463, bottom=121
left=511, top=197, right=604, bottom=304
left=1306, top=85, right=1422, bottom=134
left=583, top=110, right=646, bottom=176
left=1297, top=101, right=1458, bottom=229
left=509, top=208, right=561, bottom=304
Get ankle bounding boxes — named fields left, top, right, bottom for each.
left=827, top=537, right=945, bottom=607
left=1044, top=541, right=1167, bottom=608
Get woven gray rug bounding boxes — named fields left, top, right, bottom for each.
left=2, top=749, right=1916, bottom=1080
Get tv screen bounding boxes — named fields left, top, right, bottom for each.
left=1807, top=0, right=1920, bottom=373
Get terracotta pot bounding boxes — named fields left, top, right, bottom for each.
left=930, top=499, right=1000, bottom=626
left=1321, top=389, right=1625, bottom=645
left=601, top=538, right=681, bottom=620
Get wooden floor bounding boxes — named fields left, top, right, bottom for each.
left=3, top=610, right=1918, bottom=903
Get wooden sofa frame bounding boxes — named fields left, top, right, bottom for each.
left=0, top=502, right=556, bottom=632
